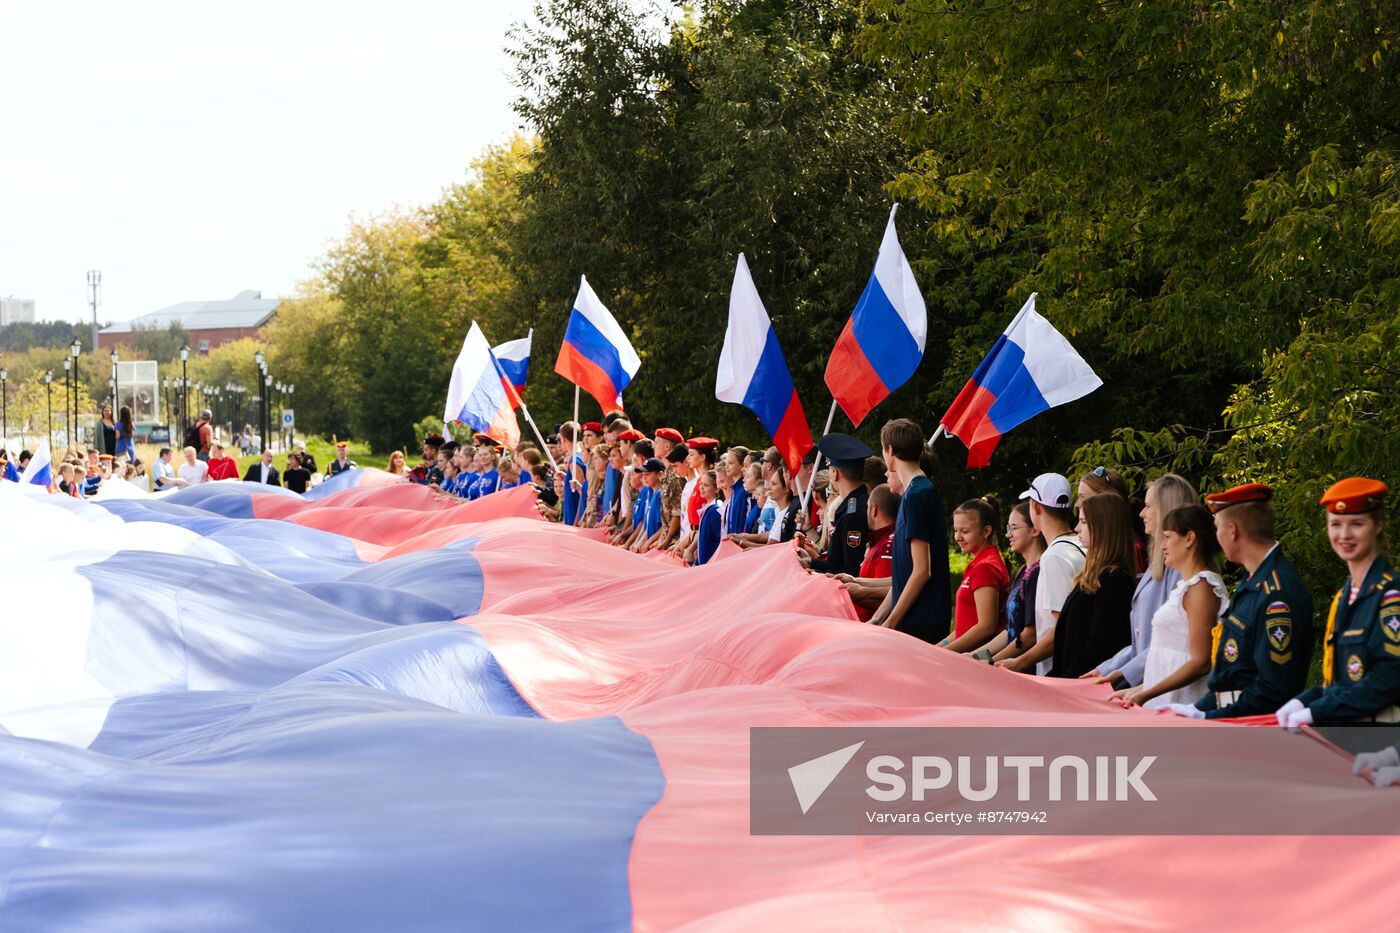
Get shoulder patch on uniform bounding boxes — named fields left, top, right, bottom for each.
left=1269, top=651, right=1292, bottom=665
left=846, top=531, right=863, bottom=549
left=1383, top=613, right=1400, bottom=643
left=1266, top=601, right=1290, bottom=615
left=1227, top=615, right=1246, bottom=631
left=1267, top=619, right=1292, bottom=652
left=1222, top=639, right=1239, bottom=663
left=846, top=497, right=858, bottom=515
left=1380, top=589, right=1400, bottom=606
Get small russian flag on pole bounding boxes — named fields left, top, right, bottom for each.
left=554, top=276, right=640, bottom=413
left=715, top=254, right=813, bottom=475
left=824, top=204, right=927, bottom=426
left=938, top=294, right=1102, bottom=467
left=444, top=323, right=522, bottom=450
left=20, top=440, right=52, bottom=489
left=492, top=330, right=532, bottom=405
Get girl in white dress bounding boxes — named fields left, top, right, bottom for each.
left=1113, top=504, right=1227, bottom=709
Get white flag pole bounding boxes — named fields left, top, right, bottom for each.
left=798, top=399, right=838, bottom=516
left=927, top=424, right=946, bottom=445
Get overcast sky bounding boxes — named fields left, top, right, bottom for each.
left=1, top=1, right=543, bottom=323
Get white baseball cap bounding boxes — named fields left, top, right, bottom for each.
left=1019, top=473, right=1072, bottom=508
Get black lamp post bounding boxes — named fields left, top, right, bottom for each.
left=161, top=376, right=170, bottom=444
left=285, top=383, right=295, bottom=448
left=44, top=370, right=53, bottom=452
left=0, top=366, right=8, bottom=445
left=110, top=348, right=120, bottom=417
left=180, top=346, right=190, bottom=438
left=254, top=349, right=267, bottom=453
left=63, top=357, right=72, bottom=449
left=70, top=339, right=81, bottom=445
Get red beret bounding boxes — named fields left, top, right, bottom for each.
left=654, top=428, right=684, bottom=443
left=687, top=436, right=719, bottom=450
left=583, top=422, right=602, bottom=433
left=617, top=429, right=645, bottom=442
left=1320, top=477, right=1387, bottom=515
left=1205, top=483, right=1272, bottom=514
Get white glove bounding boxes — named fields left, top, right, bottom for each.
left=1282, top=705, right=1313, bottom=732
left=1373, top=766, right=1400, bottom=789
left=1275, top=698, right=1305, bottom=727
left=1352, top=746, right=1400, bottom=776
left=1166, top=703, right=1205, bottom=720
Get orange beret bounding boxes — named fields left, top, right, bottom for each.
left=1320, top=477, right=1387, bottom=515
left=687, top=436, right=719, bottom=450
left=616, top=429, right=645, bottom=442
left=654, top=428, right=684, bottom=443
left=1205, top=482, right=1272, bottom=513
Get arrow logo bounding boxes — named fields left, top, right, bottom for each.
left=787, top=741, right=864, bottom=814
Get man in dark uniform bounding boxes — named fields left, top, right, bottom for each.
left=1170, top=483, right=1315, bottom=720
left=326, top=439, right=358, bottom=477
left=408, top=433, right=445, bottom=486
left=1279, top=478, right=1399, bottom=729
left=801, top=433, right=873, bottom=576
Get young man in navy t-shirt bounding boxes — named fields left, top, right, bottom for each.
left=869, top=418, right=951, bottom=643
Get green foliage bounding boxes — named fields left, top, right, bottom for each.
left=129, top=322, right=192, bottom=363
left=0, top=320, right=91, bottom=354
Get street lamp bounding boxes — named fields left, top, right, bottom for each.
left=180, top=346, right=189, bottom=438
left=0, top=366, right=7, bottom=445
left=63, top=357, right=72, bottom=449
left=44, top=371, right=53, bottom=452
left=70, top=339, right=81, bottom=444
left=285, top=383, right=295, bottom=447
left=110, top=348, right=120, bottom=417
left=254, top=349, right=267, bottom=453
left=162, top=376, right=171, bottom=444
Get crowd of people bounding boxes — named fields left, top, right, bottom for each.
left=11, top=402, right=1397, bottom=757
left=393, top=411, right=1397, bottom=749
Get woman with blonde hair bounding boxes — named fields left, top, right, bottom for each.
left=1087, top=473, right=1197, bottom=688
left=387, top=450, right=407, bottom=476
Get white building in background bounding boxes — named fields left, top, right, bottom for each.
left=0, top=296, right=36, bottom=326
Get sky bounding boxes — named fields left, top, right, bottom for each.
left=0, top=1, right=543, bottom=324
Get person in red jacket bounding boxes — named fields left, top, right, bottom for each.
left=205, top=442, right=240, bottom=481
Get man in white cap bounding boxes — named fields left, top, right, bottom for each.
left=999, top=472, right=1084, bottom=676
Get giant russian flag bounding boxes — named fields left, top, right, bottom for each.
left=825, top=205, right=927, bottom=426
left=939, top=293, right=1103, bottom=467
left=554, top=276, right=640, bottom=413
left=444, top=322, right=522, bottom=450
left=0, top=480, right=1396, bottom=929
left=492, top=329, right=532, bottom=403
left=715, top=254, right=813, bottom=474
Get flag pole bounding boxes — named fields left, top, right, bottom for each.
left=927, top=424, right=945, bottom=445
left=569, top=384, right=582, bottom=524
left=498, top=373, right=558, bottom=472
left=798, top=399, right=838, bottom=516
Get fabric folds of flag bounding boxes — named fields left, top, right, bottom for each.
left=939, top=293, right=1103, bottom=467
left=554, top=276, right=640, bottom=413
left=715, top=254, right=812, bottom=474
left=19, top=440, right=51, bottom=488
left=444, top=323, right=522, bottom=450
left=824, top=205, right=927, bottom=426
left=492, top=330, right=532, bottom=406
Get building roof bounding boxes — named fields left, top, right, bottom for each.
left=101, top=290, right=279, bottom=335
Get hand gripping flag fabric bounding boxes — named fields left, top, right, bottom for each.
left=492, top=329, right=532, bottom=403
left=1, top=480, right=1398, bottom=930
left=444, top=322, right=522, bottom=450
left=554, top=275, right=640, bottom=413
left=715, top=253, right=813, bottom=474
left=939, top=293, right=1103, bottom=467
left=825, top=204, right=927, bottom=426
left=19, top=439, right=51, bottom=488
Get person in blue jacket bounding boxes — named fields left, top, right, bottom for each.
left=695, top=470, right=723, bottom=566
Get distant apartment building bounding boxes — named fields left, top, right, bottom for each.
left=98, top=290, right=280, bottom=353
left=0, top=296, right=36, bottom=326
